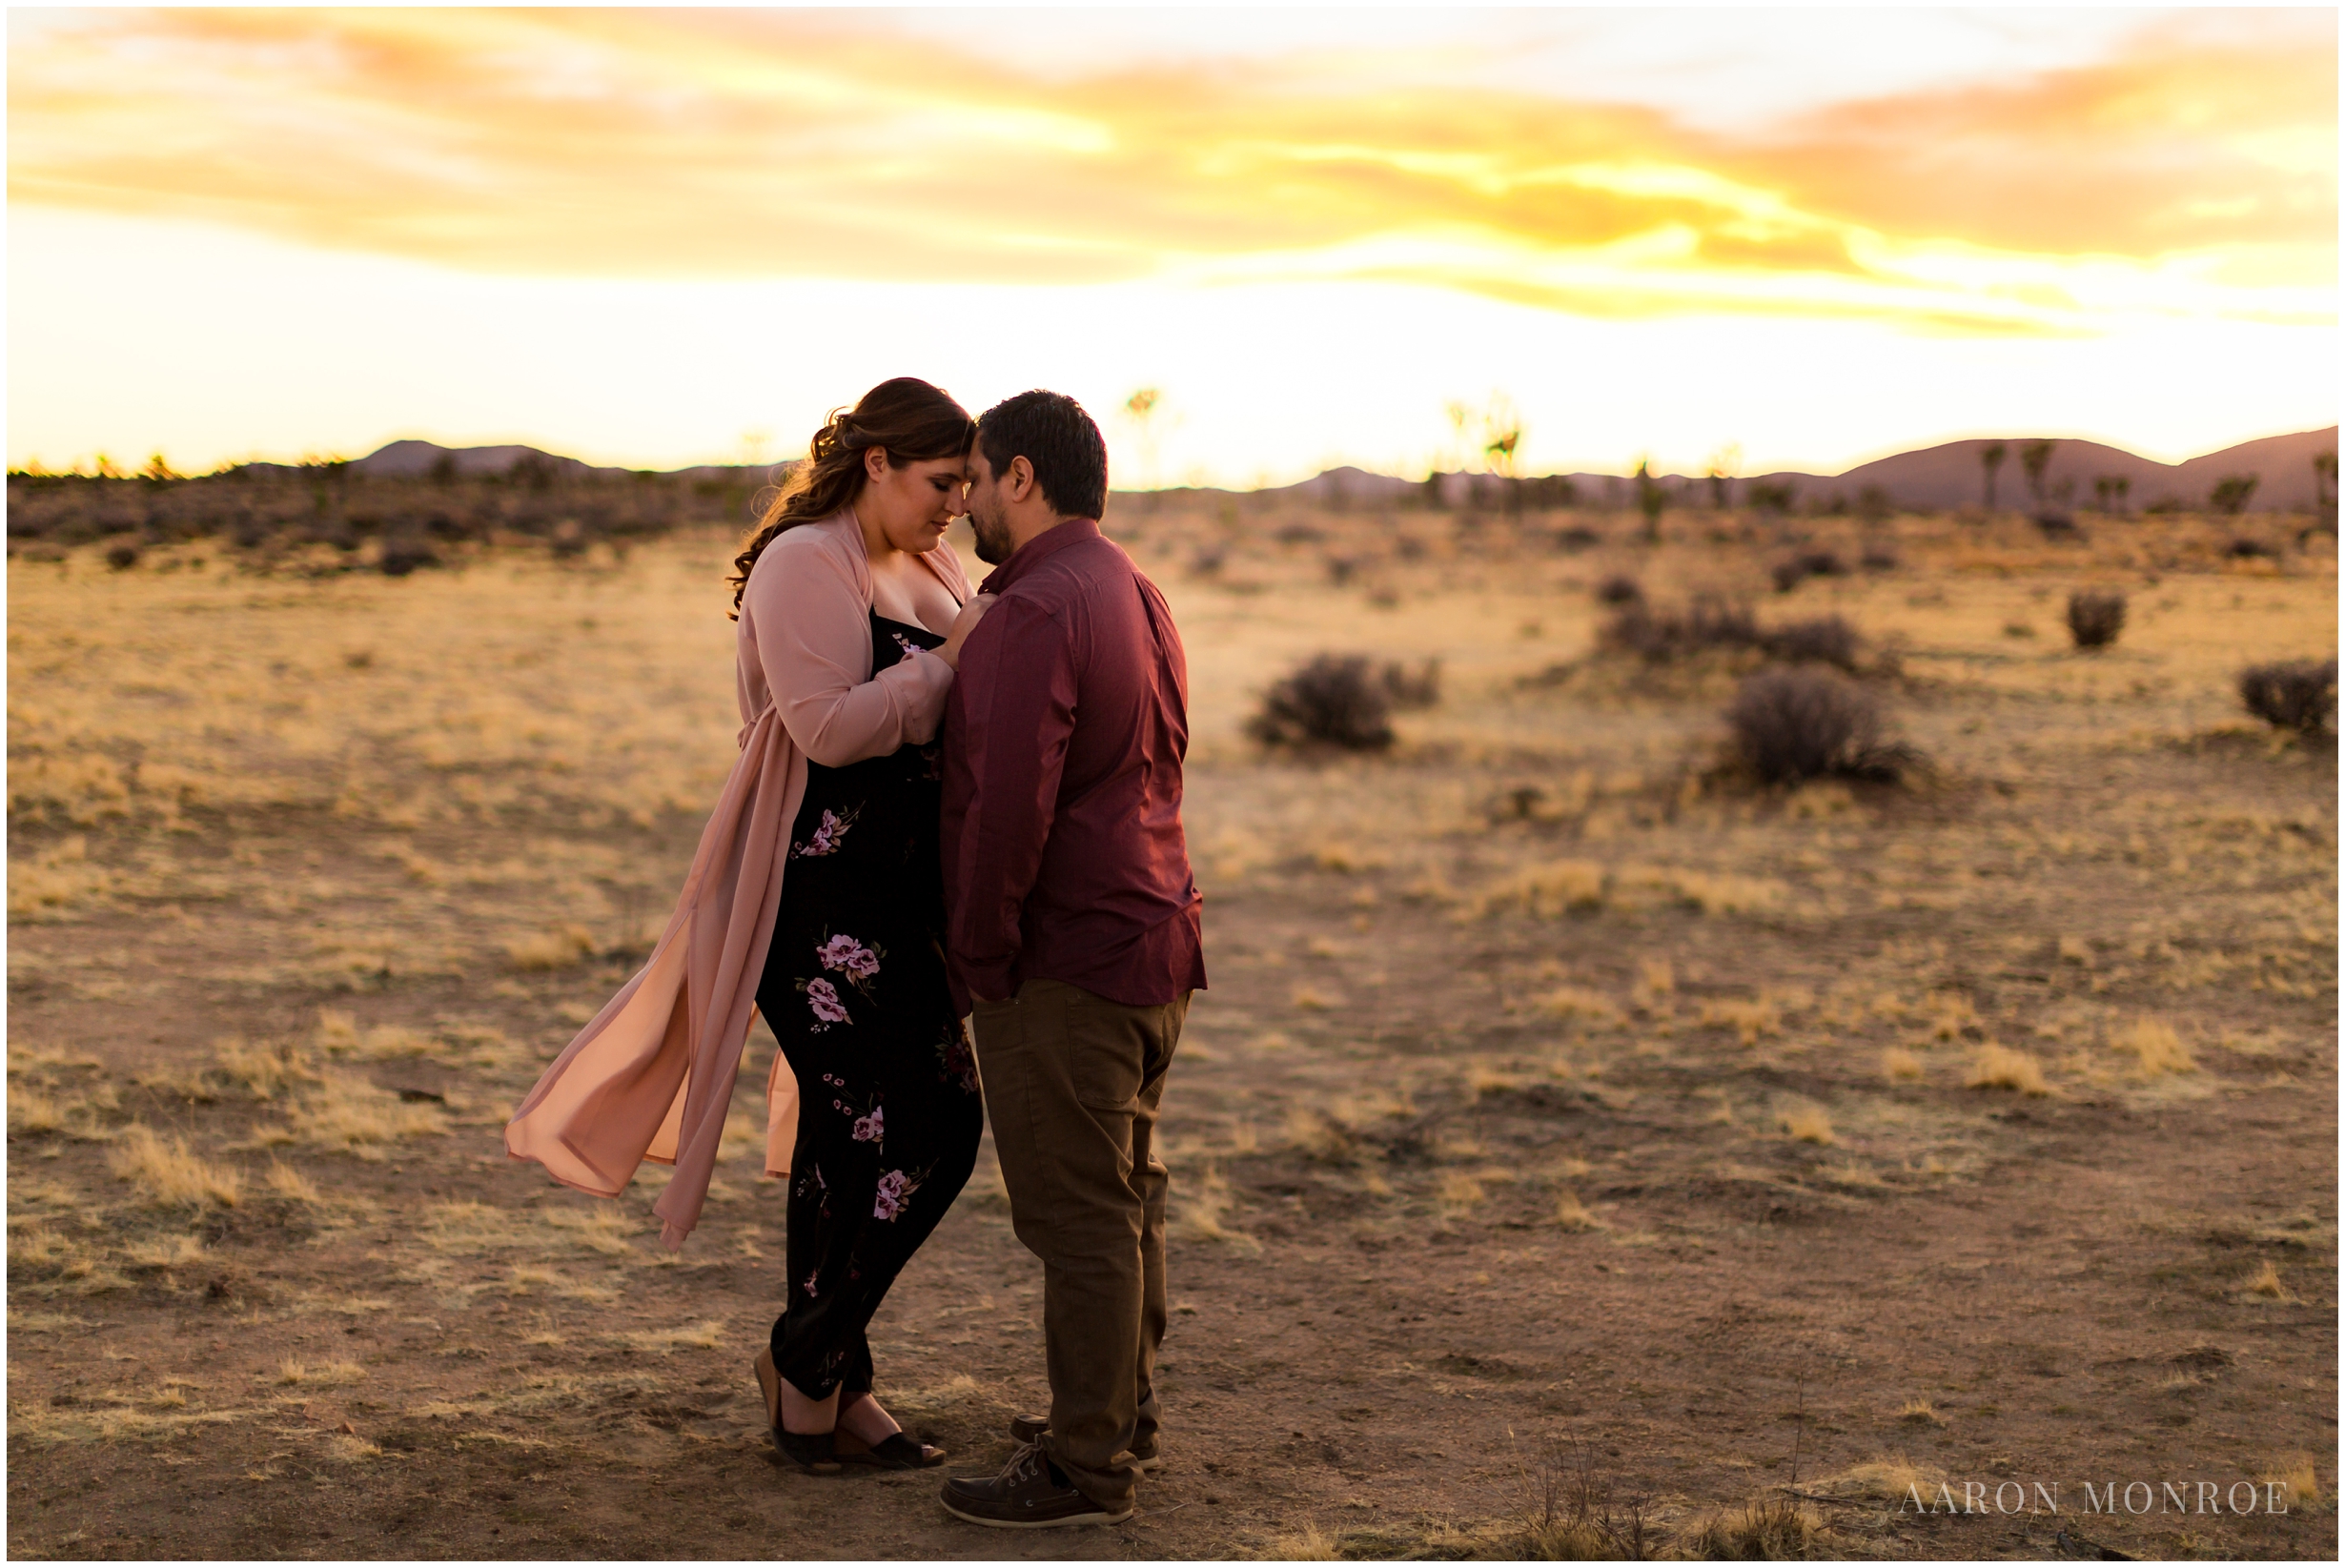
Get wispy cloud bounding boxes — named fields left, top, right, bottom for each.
left=7, top=9, right=2334, bottom=335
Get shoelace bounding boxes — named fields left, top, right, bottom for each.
left=995, top=1437, right=1048, bottom=1485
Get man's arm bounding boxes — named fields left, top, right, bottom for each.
left=947, top=597, right=1077, bottom=1003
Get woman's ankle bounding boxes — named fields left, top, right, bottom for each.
left=837, top=1391, right=901, bottom=1442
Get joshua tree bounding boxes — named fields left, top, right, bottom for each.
left=2209, top=475, right=2259, bottom=517
left=2019, top=440, right=2056, bottom=507
left=1979, top=441, right=2007, bottom=510
left=1122, top=387, right=1163, bottom=503
left=2092, top=474, right=2131, bottom=514
left=1635, top=458, right=1666, bottom=543
left=1483, top=411, right=1523, bottom=516
left=2314, top=450, right=2337, bottom=516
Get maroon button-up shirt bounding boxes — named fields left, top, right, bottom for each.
left=941, top=518, right=1207, bottom=1015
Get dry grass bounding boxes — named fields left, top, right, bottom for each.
left=1680, top=1495, right=1824, bottom=1559
left=122, top=1234, right=209, bottom=1270
left=2119, top=1016, right=2197, bottom=1077
left=1262, top=1520, right=1343, bottom=1560
left=2239, top=1260, right=2294, bottom=1300
left=1535, top=987, right=1620, bottom=1025
left=1171, top=1165, right=1259, bottom=1252
left=1553, top=1191, right=1604, bottom=1231
left=2259, top=1453, right=2324, bottom=1508
left=272, top=1359, right=369, bottom=1386
left=503, top=925, right=598, bottom=971
left=1897, top=1398, right=1945, bottom=1426
left=108, top=1125, right=242, bottom=1207
left=1833, top=1451, right=1948, bottom=1500
left=420, top=1199, right=640, bottom=1259
left=1881, top=1047, right=1924, bottom=1081
left=1437, top=1171, right=1487, bottom=1212
left=1476, top=860, right=1787, bottom=921
left=210, top=1036, right=318, bottom=1100
left=615, top=1320, right=724, bottom=1353
left=1699, top=997, right=1781, bottom=1046
left=264, top=1159, right=323, bottom=1204
left=9, top=1088, right=69, bottom=1134
left=1778, top=1103, right=1836, bottom=1145
left=1966, top=1043, right=2050, bottom=1096
left=255, top=1071, right=449, bottom=1158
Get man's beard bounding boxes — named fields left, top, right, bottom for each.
left=969, top=501, right=1016, bottom=564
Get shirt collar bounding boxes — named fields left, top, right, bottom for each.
left=978, top=517, right=1099, bottom=596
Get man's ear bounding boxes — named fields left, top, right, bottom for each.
left=1008, top=456, right=1036, bottom=504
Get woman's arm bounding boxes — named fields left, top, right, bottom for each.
left=747, top=533, right=956, bottom=766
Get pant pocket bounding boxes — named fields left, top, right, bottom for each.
left=1064, top=992, right=1146, bottom=1112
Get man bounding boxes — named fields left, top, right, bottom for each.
left=936, top=389, right=1207, bottom=1528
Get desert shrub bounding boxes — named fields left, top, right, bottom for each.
left=1248, top=655, right=1395, bottom=750
left=2065, top=589, right=2126, bottom=649
left=104, top=543, right=140, bottom=571
left=1860, top=545, right=1900, bottom=571
left=378, top=541, right=442, bottom=577
left=2224, top=536, right=2274, bottom=560
left=2238, top=659, right=2336, bottom=734
left=1593, top=573, right=1644, bottom=605
left=1746, top=480, right=1797, bottom=514
left=2033, top=510, right=2079, bottom=538
left=1601, top=598, right=1760, bottom=661
left=1551, top=525, right=1600, bottom=552
left=1380, top=658, right=1442, bottom=710
left=1761, top=616, right=1862, bottom=672
left=1769, top=549, right=1846, bottom=593
left=1726, top=668, right=1918, bottom=784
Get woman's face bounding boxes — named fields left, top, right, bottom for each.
left=860, top=449, right=968, bottom=554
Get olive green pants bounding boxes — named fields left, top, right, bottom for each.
left=970, top=977, right=1189, bottom=1512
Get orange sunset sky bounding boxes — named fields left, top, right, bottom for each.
left=8, top=7, right=2336, bottom=485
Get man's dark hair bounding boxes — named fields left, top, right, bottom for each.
left=976, top=390, right=1108, bottom=519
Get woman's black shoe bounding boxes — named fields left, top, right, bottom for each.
left=838, top=1430, right=946, bottom=1469
left=755, top=1349, right=842, bottom=1475
left=774, top=1425, right=845, bottom=1475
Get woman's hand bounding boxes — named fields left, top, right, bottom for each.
left=935, top=593, right=998, bottom=671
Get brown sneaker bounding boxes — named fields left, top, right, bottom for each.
left=1007, top=1414, right=1162, bottom=1473
left=940, top=1441, right=1133, bottom=1529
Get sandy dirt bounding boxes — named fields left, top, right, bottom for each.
left=8, top=502, right=2336, bottom=1559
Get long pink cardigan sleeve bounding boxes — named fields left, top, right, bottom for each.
left=504, top=512, right=971, bottom=1251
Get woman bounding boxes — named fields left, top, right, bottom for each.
left=504, top=377, right=992, bottom=1476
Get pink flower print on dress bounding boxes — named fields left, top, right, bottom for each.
left=801, top=977, right=849, bottom=1028
left=871, top=1168, right=915, bottom=1221
left=817, top=933, right=881, bottom=980
left=850, top=1106, right=885, bottom=1144
left=791, top=805, right=858, bottom=859
left=803, top=1269, right=820, bottom=1297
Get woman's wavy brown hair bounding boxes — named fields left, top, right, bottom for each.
left=727, top=377, right=976, bottom=619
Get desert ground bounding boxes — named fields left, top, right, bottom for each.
left=7, top=488, right=2337, bottom=1560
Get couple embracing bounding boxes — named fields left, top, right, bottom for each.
left=505, top=380, right=1205, bottom=1529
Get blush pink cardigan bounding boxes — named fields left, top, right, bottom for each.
left=504, top=512, right=972, bottom=1250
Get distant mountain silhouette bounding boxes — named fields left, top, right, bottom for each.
left=1260, top=429, right=2335, bottom=514
left=354, top=429, right=2337, bottom=513
left=357, top=439, right=598, bottom=479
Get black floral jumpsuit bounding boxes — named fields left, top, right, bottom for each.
left=753, top=608, right=984, bottom=1402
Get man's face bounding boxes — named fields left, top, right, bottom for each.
left=964, top=443, right=1018, bottom=565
